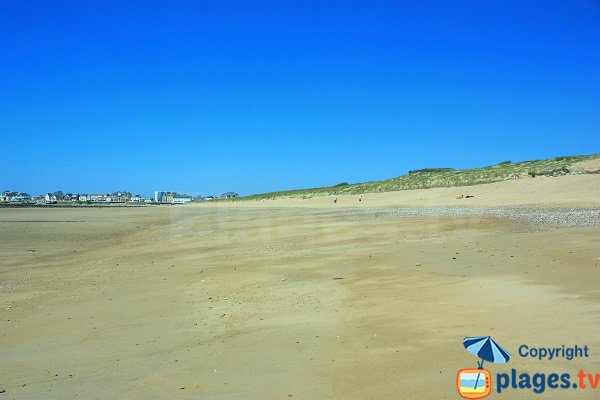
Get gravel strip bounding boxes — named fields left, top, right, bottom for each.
left=338, top=207, right=600, bottom=228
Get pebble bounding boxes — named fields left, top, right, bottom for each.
left=351, top=207, right=600, bottom=228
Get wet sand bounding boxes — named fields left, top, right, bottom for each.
left=2, top=179, right=600, bottom=399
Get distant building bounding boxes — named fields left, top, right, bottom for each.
left=53, top=191, right=65, bottom=201
left=111, top=191, right=131, bottom=203
left=172, top=195, right=193, bottom=204
left=1, top=191, right=12, bottom=202
left=63, top=193, right=78, bottom=202
left=89, top=194, right=111, bottom=202
left=154, top=191, right=193, bottom=204
left=9, top=192, right=31, bottom=203
left=130, top=194, right=148, bottom=203
left=45, top=193, right=57, bottom=203
left=154, top=191, right=165, bottom=202
left=219, top=192, right=239, bottom=199
left=153, top=191, right=171, bottom=203
left=31, top=196, right=46, bottom=204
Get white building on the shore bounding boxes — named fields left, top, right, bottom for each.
left=172, top=195, right=193, bottom=204
left=89, top=194, right=111, bottom=202
left=10, top=193, right=30, bottom=202
left=130, top=195, right=148, bottom=203
left=154, top=191, right=193, bottom=204
left=45, top=193, right=57, bottom=203
left=31, top=196, right=46, bottom=204
left=1, top=191, right=31, bottom=203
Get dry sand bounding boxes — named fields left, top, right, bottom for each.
left=214, top=174, right=600, bottom=208
left=1, top=175, right=600, bottom=399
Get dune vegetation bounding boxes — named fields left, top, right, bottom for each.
left=234, top=154, right=600, bottom=200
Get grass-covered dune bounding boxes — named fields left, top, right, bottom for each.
left=236, top=154, right=600, bottom=200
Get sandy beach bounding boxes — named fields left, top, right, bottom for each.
left=2, top=175, right=600, bottom=399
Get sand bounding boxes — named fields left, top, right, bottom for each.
left=1, top=175, right=600, bottom=399
left=214, top=175, right=600, bottom=208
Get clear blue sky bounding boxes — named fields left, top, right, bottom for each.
left=1, top=1, right=599, bottom=196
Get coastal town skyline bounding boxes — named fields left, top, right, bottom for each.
left=0, top=189, right=240, bottom=204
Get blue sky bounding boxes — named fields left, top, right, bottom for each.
left=1, top=1, right=599, bottom=196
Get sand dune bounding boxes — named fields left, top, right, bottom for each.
left=211, top=174, right=600, bottom=208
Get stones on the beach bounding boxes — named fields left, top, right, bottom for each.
left=376, top=206, right=600, bottom=227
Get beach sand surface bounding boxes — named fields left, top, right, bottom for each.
left=1, top=175, right=599, bottom=399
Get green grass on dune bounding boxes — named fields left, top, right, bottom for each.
left=231, top=154, right=599, bottom=201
